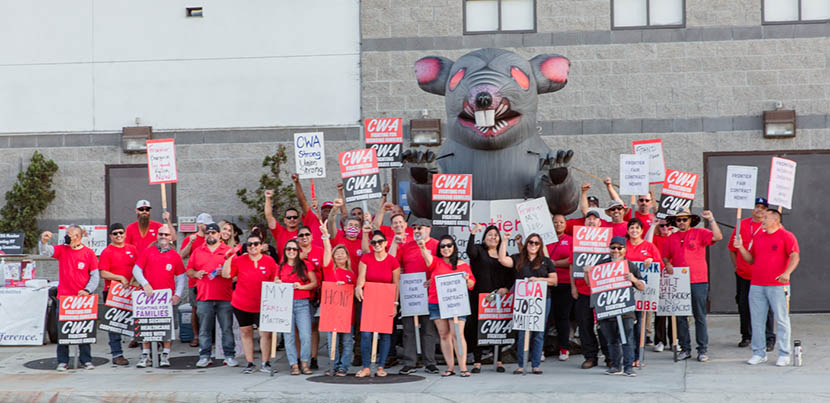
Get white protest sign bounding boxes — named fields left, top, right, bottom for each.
left=768, top=157, right=796, bottom=210
left=146, top=139, right=178, bottom=184
left=259, top=282, right=294, bottom=332
left=619, top=154, right=650, bottom=195
left=656, top=267, right=692, bottom=316
left=516, top=197, right=557, bottom=245
left=632, top=138, right=666, bottom=184
left=435, top=272, right=471, bottom=319
left=400, top=272, right=429, bottom=317
left=512, top=279, right=547, bottom=332
left=294, top=132, right=326, bottom=179
left=633, top=262, right=660, bottom=312
left=724, top=165, right=758, bottom=209
left=0, top=288, right=47, bottom=345
left=132, top=288, right=175, bottom=341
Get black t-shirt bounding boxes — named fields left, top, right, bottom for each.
left=510, top=254, right=556, bottom=298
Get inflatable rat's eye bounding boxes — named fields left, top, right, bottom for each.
left=511, top=67, right=529, bottom=90
left=449, top=68, right=465, bottom=91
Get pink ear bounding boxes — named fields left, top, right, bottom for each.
left=540, top=57, right=569, bottom=83
left=415, top=58, right=441, bottom=84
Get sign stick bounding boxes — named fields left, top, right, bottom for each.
left=671, top=316, right=678, bottom=362
left=414, top=315, right=422, bottom=355
left=160, top=183, right=168, bottom=211
left=736, top=208, right=742, bottom=234
left=362, top=200, right=369, bottom=216
left=523, top=328, right=530, bottom=375
left=571, top=166, right=620, bottom=188
left=638, top=311, right=647, bottom=367
left=617, top=315, right=627, bottom=345
left=778, top=205, right=783, bottom=214
left=330, top=332, right=337, bottom=377
left=310, top=179, right=316, bottom=200
left=494, top=294, right=501, bottom=371
left=270, top=332, right=277, bottom=376
left=151, top=340, right=159, bottom=368
left=371, top=332, right=378, bottom=369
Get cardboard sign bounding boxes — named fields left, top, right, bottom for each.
left=58, top=225, right=108, bottom=255
left=0, top=233, right=24, bottom=255
left=259, top=282, right=294, bottom=333
left=2, top=260, right=35, bottom=287
left=656, top=267, right=692, bottom=317
left=477, top=292, right=516, bottom=346
left=339, top=149, right=382, bottom=203
left=132, top=289, right=174, bottom=342
left=146, top=138, right=178, bottom=184
left=571, top=225, right=611, bottom=278
left=449, top=199, right=525, bottom=262
left=359, top=282, right=396, bottom=334
left=318, top=282, right=354, bottom=333
left=435, top=272, right=471, bottom=319
left=633, top=261, right=660, bottom=312
left=58, top=294, right=98, bottom=345
left=725, top=165, right=758, bottom=209
left=768, top=157, right=797, bottom=210
left=432, top=174, right=472, bottom=227
left=516, top=197, right=557, bottom=245
left=512, top=279, right=547, bottom=332
left=656, top=169, right=699, bottom=220
left=632, top=138, right=666, bottom=184
left=0, top=288, right=47, bottom=345
left=294, top=132, right=326, bottom=179
left=619, top=154, right=650, bottom=195
left=588, top=260, right=636, bottom=320
left=364, top=118, right=403, bottom=168
left=98, top=282, right=137, bottom=337
left=400, top=272, right=429, bottom=317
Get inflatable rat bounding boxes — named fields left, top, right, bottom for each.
left=404, top=48, right=579, bottom=219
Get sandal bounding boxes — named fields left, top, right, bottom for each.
left=460, top=370, right=471, bottom=377
left=512, top=368, right=523, bottom=375
left=290, top=365, right=300, bottom=376
left=335, top=369, right=347, bottom=377
left=355, top=368, right=371, bottom=378
left=496, top=365, right=506, bottom=373
left=301, top=366, right=313, bottom=375
left=632, top=360, right=640, bottom=368
left=189, top=340, right=199, bottom=347
left=471, top=365, right=481, bottom=374
left=375, top=367, right=388, bottom=377
left=441, top=370, right=455, bottom=377
left=532, top=368, right=543, bottom=375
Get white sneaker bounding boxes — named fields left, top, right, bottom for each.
left=195, top=357, right=212, bottom=368
left=540, top=354, right=545, bottom=362
left=159, top=353, right=170, bottom=367
left=56, top=363, right=68, bottom=372
left=224, top=357, right=239, bottom=367
left=747, top=355, right=767, bottom=365
left=653, top=342, right=664, bottom=352
left=776, top=356, right=791, bottom=367
left=83, top=362, right=95, bottom=370
left=136, top=354, right=150, bottom=368
left=558, top=350, right=569, bottom=361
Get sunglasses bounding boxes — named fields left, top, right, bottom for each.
left=439, top=243, right=454, bottom=249
left=111, top=231, right=125, bottom=236
left=526, top=240, right=541, bottom=246
left=370, top=239, right=386, bottom=246
left=609, top=246, right=625, bottom=250
left=675, top=218, right=690, bottom=223
left=658, top=224, right=669, bottom=227
left=608, top=206, right=624, bottom=211
left=137, top=207, right=151, bottom=212
left=284, top=247, right=299, bottom=252
left=248, top=241, right=262, bottom=247
left=285, top=215, right=299, bottom=220
left=297, top=233, right=312, bottom=238
left=638, top=198, right=651, bottom=202
left=158, top=233, right=171, bottom=237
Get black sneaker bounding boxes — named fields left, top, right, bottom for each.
left=310, top=358, right=318, bottom=370
left=766, top=341, right=775, bottom=352
left=605, top=367, right=623, bottom=375
left=623, top=368, right=637, bottom=377
left=679, top=351, right=692, bottom=360
left=424, top=364, right=440, bottom=374
left=738, top=339, right=751, bottom=348
left=399, top=365, right=416, bottom=375
left=242, top=363, right=255, bottom=374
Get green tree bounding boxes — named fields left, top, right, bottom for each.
left=0, top=151, right=59, bottom=251
left=236, top=145, right=297, bottom=227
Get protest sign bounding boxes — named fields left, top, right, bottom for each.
left=318, top=282, right=354, bottom=333
left=360, top=282, right=397, bottom=334
left=435, top=272, right=471, bottom=319
left=58, top=225, right=108, bottom=255
left=632, top=138, right=666, bottom=184
left=432, top=174, right=472, bottom=227
left=656, top=267, right=692, bottom=316
left=259, top=282, right=294, bottom=333
left=146, top=138, right=178, bottom=184
left=633, top=262, right=660, bottom=312
left=0, top=233, right=24, bottom=255
left=768, top=157, right=797, bottom=209
left=477, top=292, right=516, bottom=346
left=512, top=279, right=547, bottom=332
left=294, top=132, right=326, bottom=179
left=725, top=165, right=758, bottom=209
left=450, top=199, right=525, bottom=261
left=364, top=118, right=403, bottom=168
left=2, top=260, right=35, bottom=287
left=0, top=288, right=47, bottom=345
left=588, top=260, right=636, bottom=320
left=132, top=289, right=174, bottom=342
left=571, top=225, right=611, bottom=278
left=400, top=272, right=429, bottom=317
left=655, top=169, right=699, bottom=220
left=516, top=197, right=557, bottom=245
left=339, top=148, right=382, bottom=203
left=58, top=294, right=98, bottom=345
left=98, top=282, right=137, bottom=337
left=619, top=154, right=650, bottom=195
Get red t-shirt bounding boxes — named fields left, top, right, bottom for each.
left=564, top=217, right=585, bottom=236
left=749, top=227, right=799, bottom=286
left=124, top=220, right=163, bottom=257
left=546, top=234, right=573, bottom=284
left=270, top=222, right=299, bottom=262
left=626, top=240, right=662, bottom=270
left=727, top=218, right=764, bottom=280
left=333, top=231, right=364, bottom=271
left=361, top=253, right=400, bottom=284
left=301, top=245, right=325, bottom=290
left=568, top=254, right=592, bottom=295
left=652, top=234, right=668, bottom=255
left=323, top=261, right=356, bottom=285
left=54, top=245, right=99, bottom=297
left=663, top=228, right=714, bottom=284
left=181, top=234, right=206, bottom=287
left=278, top=261, right=314, bottom=299
left=602, top=220, right=629, bottom=238
left=380, top=225, right=414, bottom=246
left=426, top=258, right=475, bottom=304
left=303, top=208, right=324, bottom=247
left=396, top=238, right=438, bottom=274
left=187, top=243, right=233, bottom=301
left=98, top=244, right=137, bottom=290
left=632, top=211, right=655, bottom=235
left=230, top=254, right=278, bottom=312
left=136, top=247, right=185, bottom=291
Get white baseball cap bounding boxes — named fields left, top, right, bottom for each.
left=196, top=213, right=213, bottom=225
left=136, top=200, right=152, bottom=209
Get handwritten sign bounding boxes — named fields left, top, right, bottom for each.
left=768, top=157, right=796, bottom=210
left=364, top=118, right=403, bottom=168
left=58, top=294, right=98, bottom=345
left=294, top=132, right=326, bottom=179
left=98, top=282, right=137, bottom=337
left=656, top=268, right=692, bottom=317
left=58, top=225, right=108, bottom=255
left=339, top=149, right=382, bottom=203
left=477, top=292, right=516, bottom=346
left=512, top=279, right=547, bottom=332
left=132, top=289, right=174, bottom=342
left=360, top=282, right=396, bottom=334
left=725, top=165, right=758, bottom=209
left=632, top=138, right=666, bottom=184
left=588, top=260, right=636, bottom=320
left=400, top=272, right=429, bottom=317
left=146, top=139, right=178, bottom=184
left=619, top=154, right=649, bottom=195
left=516, top=197, right=557, bottom=245
left=259, top=282, right=294, bottom=333
left=435, top=272, right=471, bottom=319
left=571, top=226, right=611, bottom=278
left=318, top=282, right=354, bottom=333
left=432, top=174, right=472, bottom=227
left=656, top=169, right=699, bottom=220
left=633, top=262, right=660, bottom=312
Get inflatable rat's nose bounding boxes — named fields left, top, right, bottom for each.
left=475, top=92, right=492, bottom=109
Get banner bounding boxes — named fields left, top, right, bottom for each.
left=516, top=197, right=557, bottom=245
left=656, top=169, right=699, bottom=220
left=339, top=149, right=383, bottom=203
left=132, top=289, right=174, bottom=342
left=259, top=282, right=294, bottom=333
left=450, top=199, right=524, bottom=261
left=435, top=272, right=471, bottom=319
left=364, top=118, right=403, bottom=168
left=400, top=272, right=429, bottom=317
left=58, top=294, right=98, bottom=345
left=512, top=279, right=547, bottom=332
left=768, top=157, right=797, bottom=209
left=58, top=225, right=108, bottom=255
left=632, top=138, right=666, bottom=184
left=294, top=132, right=326, bottom=179
left=587, top=260, right=636, bottom=320
left=318, top=282, right=354, bottom=333
left=633, top=262, right=660, bottom=312
left=360, top=282, right=397, bottom=334
left=0, top=233, right=24, bottom=255
left=432, top=174, right=472, bottom=227
left=571, top=225, right=611, bottom=278
left=146, top=138, right=178, bottom=184
left=0, top=288, right=47, bottom=345
left=656, top=267, right=692, bottom=317
left=619, top=154, right=650, bottom=195
left=725, top=165, right=758, bottom=209
left=98, top=282, right=137, bottom=337
left=477, top=292, right=516, bottom=346
left=2, top=260, right=35, bottom=287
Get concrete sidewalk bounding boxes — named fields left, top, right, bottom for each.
left=1, top=314, right=828, bottom=402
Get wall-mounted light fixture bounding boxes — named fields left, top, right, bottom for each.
left=122, top=126, right=152, bottom=153
left=409, top=119, right=442, bottom=146
left=763, top=109, right=796, bottom=138
left=186, top=7, right=203, bottom=17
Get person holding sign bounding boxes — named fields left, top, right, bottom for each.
left=39, top=226, right=100, bottom=371
left=320, top=223, right=356, bottom=376
left=264, top=189, right=302, bottom=261
left=291, top=174, right=328, bottom=246
left=624, top=218, right=662, bottom=366
left=276, top=239, right=318, bottom=375
left=546, top=215, right=574, bottom=362
left=98, top=223, right=138, bottom=366
left=125, top=200, right=177, bottom=258
left=498, top=233, right=557, bottom=374
left=603, top=199, right=629, bottom=238
left=327, top=199, right=371, bottom=271
left=733, top=209, right=800, bottom=367
left=652, top=218, right=673, bottom=352
left=296, top=225, right=325, bottom=370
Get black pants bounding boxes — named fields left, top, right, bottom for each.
left=575, top=293, right=608, bottom=362
left=654, top=315, right=669, bottom=346
left=736, top=273, right=775, bottom=343
left=548, top=284, right=574, bottom=351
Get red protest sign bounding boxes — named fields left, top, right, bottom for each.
left=662, top=169, right=699, bottom=199
left=587, top=260, right=636, bottom=320
left=432, top=174, right=472, bottom=201
left=360, top=282, right=396, bottom=334
left=587, top=260, right=631, bottom=292
left=364, top=118, right=403, bottom=144
left=571, top=225, right=611, bottom=278
left=105, top=282, right=139, bottom=310
left=477, top=292, right=513, bottom=320
left=339, top=148, right=379, bottom=179
left=319, top=282, right=354, bottom=333
left=59, top=294, right=98, bottom=321
left=146, top=138, right=178, bottom=184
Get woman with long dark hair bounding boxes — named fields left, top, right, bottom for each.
left=275, top=239, right=318, bottom=375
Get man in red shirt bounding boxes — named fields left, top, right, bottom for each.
left=40, top=226, right=99, bottom=371
left=264, top=189, right=301, bottom=261
left=98, top=223, right=137, bottom=365
left=125, top=200, right=176, bottom=258
left=602, top=200, right=629, bottom=238
left=179, top=212, right=211, bottom=347
left=186, top=223, right=237, bottom=368
left=630, top=192, right=655, bottom=235
left=662, top=208, right=722, bottom=362
left=734, top=209, right=799, bottom=366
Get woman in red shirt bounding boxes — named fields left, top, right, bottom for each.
left=547, top=214, right=574, bottom=361
left=419, top=235, right=475, bottom=377
left=625, top=217, right=662, bottom=366
left=276, top=239, right=318, bottom=375
left=320, top=223, right=356, bottom=376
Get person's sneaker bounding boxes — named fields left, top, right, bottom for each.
left=605, top=367, right=623, bottom=375
left=424, top=364, right=440, bottom=374
left=195, top=357, right=212, bottom=368
left=136, top=354, right=150, bottom=368
left=310, top=357, right=318, bottom=370
left=776, top=356, right=791, bottom=367
left=112, top=356, right=129, bottom=366
left=261, top=362, right=273, bottom=373
left=678, top=351, right=692, bottom=360
left=128, top=340, right=139, bottom=348
left=580, top=360, right=597, bottom=369
left=242, top=363, right=255, bottom=374
left=738, top=339, right=751, bottom=348
left=697, top=353, right=709, bottom=362
left=83, top=362, right=95, bottom=370
left=159, top=353, right=170, bottom=367
left=540, top=354, right=546, bottom=362
left=224, top=357, right=239, bottom=367
left=558, top=349, right=569, bottom=361
left=645, top=337, right=654, bottom=346
left=766, top=341, right=775, bottom=352
left=653, top=342, right=664, bottom=352
left=399, top=365, right=416, bottom=375
left=623, top=368, right=637, bottom=377
left=56, top=363, right=68, bottom=372
left=747, top=355, right=767, bottom=365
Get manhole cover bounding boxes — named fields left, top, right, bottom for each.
left=24, top=356, right=109, bottom=370
left=307, top=374, right=425, bottom=384
left=164, top=356, right=223, bottom=370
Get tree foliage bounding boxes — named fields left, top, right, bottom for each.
left=0, top=151, right=59, bottom=251
left=236, top=145, right=296, bottom=227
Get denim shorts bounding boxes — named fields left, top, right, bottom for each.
left=428, top=303, right=466, bottom=321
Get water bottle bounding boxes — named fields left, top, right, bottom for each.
left=207, top=267, right=220, bottom=280
left=793, top=340, right=803, bottom=367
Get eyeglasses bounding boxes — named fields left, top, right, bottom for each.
left=248, top=242, right=262, bottom=247
left=638, top=199, right=651, bottom=203
left=675, top=218, right=690, bottom=223
left=439, top=243, right=454, bottom=249
left=297, top=233, right=312, bottom=238
left=370, top=239, right=386, bottom=246
left=526, top=240, right=541, bottom=246
left=284, top=247, right=299, bottom=252
left=111, top=231, right=125, bottom=236
left=285, top=215, right=299, bottom=220
left=158, top=233, right=171, bottom=237
left=137, top=207, right=151, bottom=212
left=609, top=246, right=625, bottom=250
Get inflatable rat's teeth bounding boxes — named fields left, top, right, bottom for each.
left=474, top=111, right=486, bottom=127
left=474, top=110, right=496, bottom=127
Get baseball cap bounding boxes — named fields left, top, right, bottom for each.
left=321, top=201, right=334, bottom=209
left=605, top=200, right=626, bottom=211
left=108, top=223, right=125, bottom=234
left=610, top=236, right=627, bottom=246
left=205, top=223, right=221, bottom=233
left=755, top=197, right=769, bottom=207
left=410, top=217, right=432, bottom=228
left=585, top=208, right=602, bottom=219
left=587, top=196, right=599, bottom=205
left=135, top=200, right=151, bottom=209
left=196, top=213, right=213, bottom=225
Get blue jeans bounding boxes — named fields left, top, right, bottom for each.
left=55, top=308, right=92, bottom=365
left=196, top=300, right=235, bottom=358
left=677, top=283, right=709, bottom=354
left=327, top=327, right=355, bottom=372
left=516, top=298, right=550, bottom=369
left=749, top=285, right=791, bottom=357
left=108, top=332, right=123, bottom=358
left=599, top=316, right=635, bottom=371
left=284, top=299, right=312, bottom=365
left=361, top=331, right=391, bottom=369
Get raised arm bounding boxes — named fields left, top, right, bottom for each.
left=361, top=214, right=372, bottom=254
left=498, top=232, right=514, bottom=268
left=264, top=189, right=277, bottom=230
left=39, top=231, right=55, bottom=257
left=373, top=184, right=390, bottom=229
left=702, top=210, right=723, bottom=243
left=291, top=174, right=311, bottom=215
left=162, top=211, right=178, bottom=242
left=579, top=182, right=591, bottom=215
left=336, top=183, right=348, bottom=223
left=466, top=224, right=483, bottom=261
left=417, top=239, right=433, bottom=267
left=603, top=177, right=623, bottom=202
left=328, top=198, right=343, bottom=236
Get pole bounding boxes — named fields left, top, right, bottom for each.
left=671, top=316, right=678, bottom=362
left=151, top=340, right=159, bottom=368
left=494, top=294, right=500, bottom=371
left=522, top=328, right=530, bottom=375
left=330, top=332, right=337, bottom=377
left=270, top=332, right=277, bottom=376
left=371, top=332, right=378, bottom=370
left=161, top=183, right=168, bottom=211
left=638, top=310, right=647, bottom=367
left=616, top=315, right=627, bottom=345
left=310, top=179, right=316, bottom=200
left=414, top=315, right=422, bottom=355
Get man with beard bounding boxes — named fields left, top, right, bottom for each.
left=125, top=200, right=177, bottom=258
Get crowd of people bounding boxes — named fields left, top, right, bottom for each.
left=39, top=173, right=800, bottom=376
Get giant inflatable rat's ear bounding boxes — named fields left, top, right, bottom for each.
left=530, top=54, right=569, bottom=94
left=414, top=56, right=455, bottom=96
